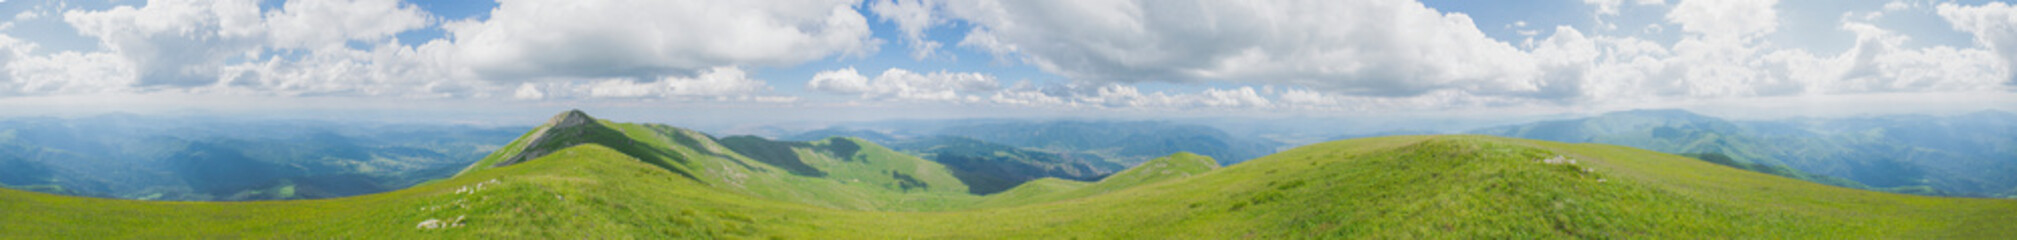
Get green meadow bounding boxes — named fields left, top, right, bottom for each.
left=3, top=112, right=2011, bottom=238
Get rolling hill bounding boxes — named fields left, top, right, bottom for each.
left=1472, top=109, right=2017, bottom=197
left=885, top=135, right=1126, bottom=194
left=2, top=110, right=2012, bottom=238
left=0, top=114, right=524, bottom=201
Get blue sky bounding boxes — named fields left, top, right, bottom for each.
left=0, top=0, right=2012, bottom=125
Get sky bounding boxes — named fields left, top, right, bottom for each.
left=0, top=0, right=2013, bottom=126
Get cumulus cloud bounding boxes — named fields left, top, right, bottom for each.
left=1197, top=87, right=1271, bottom=108
left=11, top=0, right=852, bottom=100
left=895, top=0, right=2012, bottom=111
left=935, top=0, right=1542, bottom=97
left=444, top=0, right=877, bottom=82
left=63, top=0, right=267, bottom=86
left=1667, top=0, right=1778, bottom=38
left=869, top=0, right=945, bottom=60
left=524, top=67, right=784, bottom=100
left=35, top=0, right=446, bottom=97
left=263, top=0, right=431, bottom=49
left=212, top=41, right=484, bottom=97
left=7, top=51, right=135, bottom=95
left=1822, top=21, right=2005, bottom=92
left=0, top=31, right=140, bottom=96
left=1940, top=2, right=2017, bottom=85
left=980, top=82, right=1540, bottom=111
left=2, top=0, right=2012, bottom=114
left=1586, top=0, right=1624, bottom=16
left=809, top=67, right=998, bottom=101
left=513, top=83, right=545, bottom=100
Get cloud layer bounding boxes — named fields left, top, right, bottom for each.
left=0, top=0, right=2010, bottom=115
left=3, top=0, right=872, bottom=100
left=882, top=0, right=2013, bottom=107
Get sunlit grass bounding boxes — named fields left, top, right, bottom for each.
left=4, top=128, right=2011, bottom=238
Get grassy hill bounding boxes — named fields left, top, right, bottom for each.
left=3, top=111, right=2012, bottom=238
left=1471, top=109, right=2017, bottom=197
left=459, top=110, right=980, bottom=211
left=970, top=152, right=1215, bottom=208
left=887, top=135, right=1126, bottom=194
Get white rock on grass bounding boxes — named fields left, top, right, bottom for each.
left=417, top=219, right=444, bottom=229
left=1540, top=155, right=1579, bottom=165
left=416, top=215, right=469, bottom=230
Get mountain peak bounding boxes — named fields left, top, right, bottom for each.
left=488, top=110, right=613, bottom=168
left=548, top=109, right=595, bottom=128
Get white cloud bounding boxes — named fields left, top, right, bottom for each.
left=14, top=10, right=40, bottom=21
left=21, top=0, right=855, bottom=101
left=513, top=83, right=544, bottom=100
left=869, top=0, right=945, bottom=60
left=0, top=0, right=2009, bottom=116
left=443, top=0, right=877, bottom=82
left=1884, top=1, right=1910, bottom=11
left=659, top=66, right=772, bottom=97
left=0, top=32, right=136, bottom=96
left=939, top=0, right=1543, bottom=97
left=980, top=83, right=1543, bottom=112
left=491, top=67, right=788, bottom=101
left=1667, top=0, right=1778, bottom=38
left=808, top=67, right=999, bottom=101
left=48, top=0, right=448, bottom=97
left=1940, top=2, right=2017, bottom=86
left=1824, top=21, right=2005, bottom=92
left=1197, top=87, right=1270, bottom=108
left=263, top=0, right=431, bottom=49
left=63, top=0, right=266, bottom=86
left=208, top=39, right=483, bottom=98
left=1260, top=87, right=1540, bottom=111
left=1586, top=0, right=1624, bottom=16
left=1586, top=0, right=1666, bottom=16
left=807, top=67, right=874, bottom=93
left=7, top=51, right=135, bottom=94
left=852, top=0, right=2011, bottom=113
left=559, top=67, right=777, bottom=99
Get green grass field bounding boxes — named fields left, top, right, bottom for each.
left=3, top=114, right=2012, bottom=238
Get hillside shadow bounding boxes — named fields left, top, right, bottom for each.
left=718, top=136, right=826, bottom=177
left=824, top=138, right=862, bottom=162
left=555, top=123, right=701, bottom=181
left=657, top=127, right=762, bottom=173
left=944, top=163, right=1021, bottom=195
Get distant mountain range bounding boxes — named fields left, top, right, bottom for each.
left=5, top=108, right=2010, bottom=203
left=789, top=120, right=1284, bottom=167
left=4, top=110, right=2008, bottom=238
left=1472, top=109, right=2017, bottom=198
left=0, top=114, right=525, bottom=201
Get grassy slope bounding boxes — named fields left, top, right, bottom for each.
left=575, top=121, right=980, bottom=211
left=450, top=116, right=981, bottom=211
left=971, top=152, right=1216, bottom=208
left=4, top=133, right=2013, bottom=238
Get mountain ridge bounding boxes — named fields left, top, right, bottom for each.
left=489, top=109, right=603, bottom=168
left=3, top=110, right=2013, bottom=238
